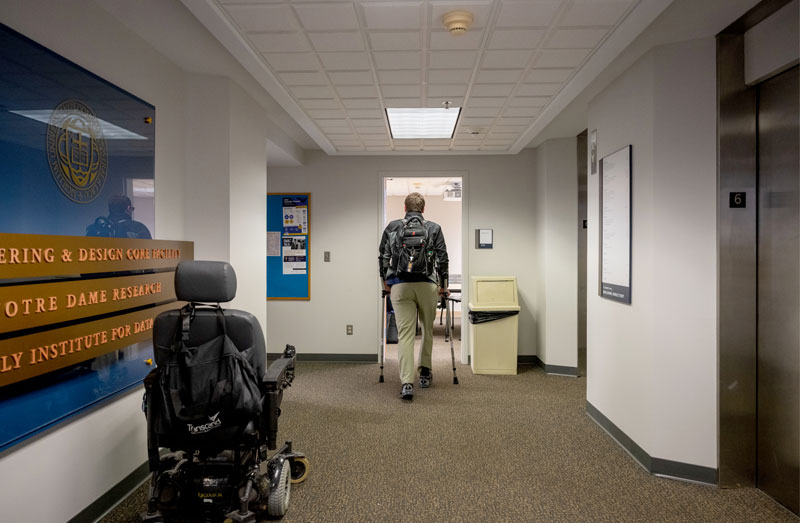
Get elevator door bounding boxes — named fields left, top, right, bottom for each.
left=757, top=65, right=799, bottom=515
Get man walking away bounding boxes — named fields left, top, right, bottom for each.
left=379, top=192, right=449, bottom=401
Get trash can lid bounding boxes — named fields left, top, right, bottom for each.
left=470, top=276, right=518, bottom=309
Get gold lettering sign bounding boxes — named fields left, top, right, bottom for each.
left=0, top=272, right=176, bottom=334
left=0, top=302, right=181, bottom=387
left=0, top=234, right=193, bottom=279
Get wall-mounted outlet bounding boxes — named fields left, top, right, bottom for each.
left=346, top=324, right=353, bottom=335
left=324, top=251, right=330, bottom=262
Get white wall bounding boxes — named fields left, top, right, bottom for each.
left=268, top=152, right=538, bottom=358
left=0, top=1, right=272, bottom=520
left=586, top=38, right=718, bottom=467
left=533, top=138, right=579, bottom=370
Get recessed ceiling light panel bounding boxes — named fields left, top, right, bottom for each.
left=386, top=107, right=461, bottom=139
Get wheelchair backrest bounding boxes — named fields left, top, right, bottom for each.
left=153, top=261, right=266, bottom=381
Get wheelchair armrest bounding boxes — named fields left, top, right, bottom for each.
left=263, top=344, right=296, bottom=392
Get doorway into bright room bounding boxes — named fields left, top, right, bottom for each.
left=380, top=176, right=464, bottom=378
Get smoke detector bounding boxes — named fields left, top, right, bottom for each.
left=442, top=10, right=474, bottom=35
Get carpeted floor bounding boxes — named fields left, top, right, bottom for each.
left=101, top=320, right=797, bottom=522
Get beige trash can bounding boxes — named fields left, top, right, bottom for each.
left=468, top=276, right=520, bottom=375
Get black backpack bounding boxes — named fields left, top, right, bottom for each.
left=86, top=216, right=116, bottom=237
left=393, top=216, right=432, bottom=276
left=146, top=305, right=262, bottom=439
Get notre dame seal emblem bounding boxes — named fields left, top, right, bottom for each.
left=46, top=100, right=108, bottom=203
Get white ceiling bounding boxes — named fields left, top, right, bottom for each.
left=185, top=0, right=643, bottom=155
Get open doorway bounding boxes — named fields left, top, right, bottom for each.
left=380, top=175, right=466, bottom=376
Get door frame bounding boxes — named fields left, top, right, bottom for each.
left=377, top=171, right=470, bottom=364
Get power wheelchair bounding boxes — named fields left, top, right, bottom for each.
left=141, top=261, right=307, bottom=522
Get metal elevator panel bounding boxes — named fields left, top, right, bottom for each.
left=757, top=65, right=799, bottom=515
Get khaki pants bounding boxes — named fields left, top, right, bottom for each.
left=390, top=281, right=438, bottom=384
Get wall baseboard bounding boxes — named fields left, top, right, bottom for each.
left=586, top=401, right=718, bottom=485
left=68, top=461, right=149, bottom=523
left=268, top=353, right=377, bottom=363
left=524, top=355, right=579, bottom=377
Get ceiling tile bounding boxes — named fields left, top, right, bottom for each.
left=223, top=4, right=297, bottom=32
left=492, top=125, right=527, bottom=132
left=293, top=3, right=359, bottom=31
left=329, top=71, right=375, bottom=85
left=366, top=146, right=393, bottom=151
left=308, top=109, right=346, bottom=119
left=476, top=69, right=523, bottom=83
left=481, top=49, right=533, bottom=69
left=488, top=29, right=545, bottom=50
left=384, top=98, right=422, bottom=107
left=546, top=28, right=608, bottom=49
left=263, top=52, right=320, bottom=72
left=496, top=1, right=561, bottom=28
left=320, top=127, right=353, bottom=135
left=502, top=106, right=540, bottom=117
left=496, top=116, right=533, bottom=126
left=351, top=118, right=385, bottom=127
left=422, top=138, right=453, bottom=146
left=466, top=97, right=506, bottom=108
left=356, top=126, right=388, bottom=134
left=382, top=84, right=421, bottom=98
left=427, top=69, right=472, bottom=84
left=429, top=51, right=479, bottom=69
left=509, top=96, right=550, bottom=107
left=319, top=52, right=371, bottom=70
left=317, top=120, right=351, bottom=131
left=249, top=32, right=311, bottom=53
left=378, top=70, right=422, bottom=84
left=470, top=84, right=515, bottom=97
left=516, top=83, right=560, bottom=96
left=368, top=32, right=421, bottom=51
left=463, top=107, right=501, bottom=118
left=299, top=98, right=340, bottom=109
left=308, top=32, right=365, bottom=52
left=337, top=146, right=367, bottom=152
left=342, top=98, right=380, bottom=109
left=347, top=109, right=383, bottom=119
left=451, top=145, right=481, bottom=150
left=460, top=117, right=496, bottom=126
left=525, top=68, right=574, bottom=83
left=534, top=49, right=590, bottom=68
left=424, top=146, right=453, bottom=150
left=481, top=145, right=511, bottom=150
left=562, top=1, right=633, bottom=26
left=427, top=84, right=467, bottom=97
left=429, top=30, right=484, bottom=50
left=336, top=85, right=379, bottom=98
left=373, top=51, right=422, bottom=70
left=291, top=85, right=335, bottom=98
left=279, top=71, right=329, bottom=86
left=362, top=2, right=422, bottom=30
left=330, top=139, right=363, bottom=147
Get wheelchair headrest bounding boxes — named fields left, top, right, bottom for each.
left=175, top=261, right=237, bottom=302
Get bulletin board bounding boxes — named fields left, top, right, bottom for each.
left=267, top=193, right=310, bottom=300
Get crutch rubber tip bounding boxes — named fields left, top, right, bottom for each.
left=453, top=377, right=459, bottom=385
left=379, top=375, right=385, bottom=383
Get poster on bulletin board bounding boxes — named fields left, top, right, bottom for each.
left=267, top=193, right=310, bottom=300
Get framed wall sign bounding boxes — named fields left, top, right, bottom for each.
left=599, top=145, right=632, bottom=304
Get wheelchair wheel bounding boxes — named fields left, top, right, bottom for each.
left=290, top=456, right=310, bottom=484
left=267, top=459, right=291, bottom=517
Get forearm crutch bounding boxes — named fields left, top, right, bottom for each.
left=446, top=296, right=459, bottom=385
left=379, top=290, right=388, bottom=383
